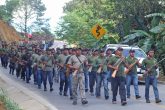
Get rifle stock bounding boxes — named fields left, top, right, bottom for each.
left=111, top=66, right=118, bottom=78
left=111, top=57, right=124, bottom=78
left=88, top=66, right=93, bottom=72
left=73, top=69, right=78, bottom=76
left=124, top=59, right=140, bottom=74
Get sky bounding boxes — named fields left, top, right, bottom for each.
left=42, top=0, right=71, bottom=30
left=0, top=0, right=71, bottom=31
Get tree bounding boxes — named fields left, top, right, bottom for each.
left=56, top=0, right=119, bottom=48
left=123, top=13, right=165, bottom=74
left=12, top=0, right=48, bottom=36
left=0, top=0, right=19, bottom=23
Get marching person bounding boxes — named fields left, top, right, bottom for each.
left=82, top=49, right=89, bottom=93
left=95, top=49, right=109, bottom=100
left=41, top=49, right=54, bottom=92
left=68, top=48, right=88, bottom=105
left=88, top=50, right=98, bottom=96
left=125, top=49, right=141, bottom=99
left=57, top=48, right=70, bottom=96
left=108, top=47, right=127, bottom=106
left=142, top=49, right=161, bottom=103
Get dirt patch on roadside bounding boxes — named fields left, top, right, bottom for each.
left=158, top=73, right=165, bottom=82
left=0, top=101, right=6, bottom=110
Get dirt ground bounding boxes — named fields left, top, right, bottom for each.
left=158, top=73, right=165, bottom=82
left=0, top=101, right=6, bottom=110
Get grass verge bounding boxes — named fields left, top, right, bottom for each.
left=0, top=88, right=22, bottom=110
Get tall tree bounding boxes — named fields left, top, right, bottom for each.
left=56, top=0, right=119, bottom=48
left=0, top=0, right=19, bottom=23
left=12, top=0, right=48, bottom=35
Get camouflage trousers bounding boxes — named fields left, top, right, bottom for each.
left=72, top=72, right=86, bottom=101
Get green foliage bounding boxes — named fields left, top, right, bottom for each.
left=123, top=12, right=165, bottom=74
left=0, top=0, right=19, bottom=22
left=0, top=88, right=22, bottom=110
left=56, top=0, right=119, bottom=48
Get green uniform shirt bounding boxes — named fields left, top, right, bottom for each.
left=109, top=56, right=126, bottom=77
left=96, top=56, right=107, bottom=72
left=142, top=57, right=157, bottom=76
left=36, top=54, right=43, bottom=70
left=88, top=56, right=98, bottom=71
left=126, top=56, right=138, bottom=74
left=41, top=55, right=54, bottom=71
left=57, top=54, right=69, bottom=66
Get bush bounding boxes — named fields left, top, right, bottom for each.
left=0, top=88, right=22, bottom=110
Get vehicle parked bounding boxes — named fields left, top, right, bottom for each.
left=104, top=44, right=159, bottom=82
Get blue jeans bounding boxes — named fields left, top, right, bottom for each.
left=37, top=69, right=43, bottom=87
left=59, top=69, right=68, bottom=94
left=126, top=73, right=139, bottom=97
left=89, top=71, right=96, bottom=93
left=68, top=73, right=73, bottom=96
left=96, top=72, right=109, bottom=97
left=26, top=67, right=32, bottom=82
left=145, top=75, right=159, bottom=100
left=42, top=70, right=53, bottom=89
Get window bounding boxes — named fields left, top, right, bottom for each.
left=122, top=49, right=147, bottom=58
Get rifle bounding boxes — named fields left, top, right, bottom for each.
left=124, top=59, right=140, bottom=74
left=111, top=57, right=125, bottom=78
left=143, top=57, right=165, bottom=77
left=96, top=57, right=107, bottom=74
left=88, top=66, right=93, bottom=72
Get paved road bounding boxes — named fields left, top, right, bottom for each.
left=1, top=66, right=165, bottom=110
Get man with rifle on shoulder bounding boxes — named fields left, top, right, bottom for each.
left=108, top=47, right=127, bottom=106
left=125, top=49, right=141, bottom=99
left=142, top=49, right=162, bottom=103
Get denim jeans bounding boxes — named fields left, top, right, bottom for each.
left=89, top=71, right=96, bottom=93
left=26, top=67, right=32, bottom=82
left=37, top=69, right=43, bottom=87
left=42, top=70, right=53, bottom=89
left=126, top=73, right=139, bottom=97
left=59, top=69, right=68, bottom=94
left=96, top=72, right=109, bottom=97
left=68, top=73, right=73, bottom=96
left=145, top=75, right=159, bottom=100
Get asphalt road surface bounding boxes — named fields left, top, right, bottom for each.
left=1, top=66, right=165, bottom=110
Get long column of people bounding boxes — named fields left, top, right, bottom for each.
left=0, top=41, right=162, bottom=106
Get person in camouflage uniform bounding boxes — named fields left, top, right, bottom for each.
left=82, top=49, right=89, bottom=92
left=142, top=49, right=161, bottom=103
left=68, top=48, right=88, bottom=105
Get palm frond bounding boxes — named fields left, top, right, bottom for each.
left=150, top=24, right=165, bottom=34
left=131, top=30, right=151, bottom=37
left=145, top=13, right=165, bottom=19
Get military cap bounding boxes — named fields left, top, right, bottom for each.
left=129, top=49, right=135, bottom=53
left=116, top=47, right=123, bottom=51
